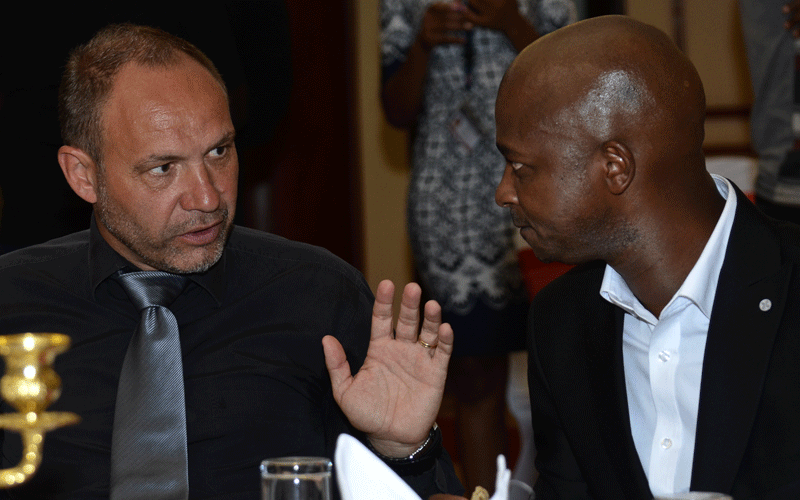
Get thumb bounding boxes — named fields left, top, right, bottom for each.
left=322, top=335, right=353, bottom=401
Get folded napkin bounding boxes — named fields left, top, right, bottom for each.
left=334, top=433, right=512, bottom=500
left=489, top=454, right=511, bottom=500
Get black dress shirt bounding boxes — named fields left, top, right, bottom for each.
left=0, top=218, right=462, bottom=499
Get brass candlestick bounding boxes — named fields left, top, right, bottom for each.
left=0, top=333, right=80, bottom=487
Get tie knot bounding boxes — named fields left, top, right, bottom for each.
left=115, top=271, right=189, bottom=311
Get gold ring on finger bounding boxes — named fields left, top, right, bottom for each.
left=418, top=339, right=438, bottom=349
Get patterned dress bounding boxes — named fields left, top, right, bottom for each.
left=381, top=0, right=574, bottom=354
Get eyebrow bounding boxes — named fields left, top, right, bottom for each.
left=133, top=153, right=183, bottom=171
left=132, top=130, right=237, bottom=170
left=214, top=131, right=237, bottom=148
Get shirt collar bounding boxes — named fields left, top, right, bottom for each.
left=600, top=174, right=737, bottom=322
left=88, top=214, right=226, bottom=306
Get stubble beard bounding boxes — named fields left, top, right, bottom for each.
left=568, top=207, right=638, bottom=265
left=516, top=206, right=637, bottom=266
left=95, top=180, right=231, bottom=274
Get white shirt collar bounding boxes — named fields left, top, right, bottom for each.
left=600, top=174, right=737, bottom=323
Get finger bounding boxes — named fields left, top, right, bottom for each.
left=417, top=299, right=442, bottom=347
left=427, top=3, right=469, bottom=26
left=322, top=335, right=353, bottom=403
left=429, top=1, right=462, bottom=13
left=460, top=9, right=487, bottom=27
left=427, top=17, right=470, bottom=35
left=439, top=18, right=470, bottom=32
left=395, top=282, right=423, bottom=342
left=424, top=5, right=469, bottom=46
left=435, top=321, right=455, bottom=358
left=371, top=279, right=396, bottom=341
left=465, top=0, right=487, bottom=11
left=423, top=299, right=454, bottom=359
left=462, top=0, right=498, bottom=16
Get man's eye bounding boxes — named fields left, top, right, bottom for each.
left=152, top=164, right=171, bottom=174
left=209, top=146, right=227, bottom=157
left=511, top=162, right=524, bottom=171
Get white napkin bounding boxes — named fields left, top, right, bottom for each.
left=334, top=433, right=420, bottom=500
left=490, top=454, right=511, bottom=500
left=334, top=433, right=512, bottom=500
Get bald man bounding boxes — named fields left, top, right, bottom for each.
left=494, top=15, right=800, bottom=499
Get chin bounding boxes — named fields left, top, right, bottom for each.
left=165, top=225, right=231, bottom=273
left=527, top=241, right=573, bottom=266
left=522, top=235, right=551, bottom=263
left=531, top=250, right=559, bottom=264
left=142, top=243, right=225, bottom=274
left=176, top=249, right=224, bottom=273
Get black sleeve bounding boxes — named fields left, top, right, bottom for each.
left=396, top=444, right=465, bottom=497
left=528, top=303, right=594, bottom=500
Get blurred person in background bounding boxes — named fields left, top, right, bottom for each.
left=738, top=0, right=800, bottom=224
left=380, top=0, right=575, bottom=492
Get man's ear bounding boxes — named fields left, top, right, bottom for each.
left=600, top=140, right=634, bottom=195
left=58, top=146, right=98, bottom=204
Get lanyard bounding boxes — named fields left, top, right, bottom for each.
left=464, top=27, right=474, bottom=90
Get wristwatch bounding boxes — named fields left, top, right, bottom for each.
left=365, top=423, right=442, bottom=474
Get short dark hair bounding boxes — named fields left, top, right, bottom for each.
left=58, top=23, right=228, bottom=163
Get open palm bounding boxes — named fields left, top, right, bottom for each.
left=323, top=280, right=454, bottom=457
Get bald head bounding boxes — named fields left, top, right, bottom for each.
left=495, top=15, right=724, bottom=272
left=498, top=15, right=706, bottom=175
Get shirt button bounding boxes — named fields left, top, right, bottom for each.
left=658, top=350, right=671, bottom=362
left=759, top=299, right=772, bottom=312
left=661, top=438, right=672, bottom=449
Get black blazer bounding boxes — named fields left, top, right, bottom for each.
left=528, top=184, right=800, bottom=500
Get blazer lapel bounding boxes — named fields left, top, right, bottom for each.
left=585, top=289, right=653, bottom=498
left=691, top=190, right=792, bottom=492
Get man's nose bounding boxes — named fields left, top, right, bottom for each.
left=181, top=164, right=222, bottom=212
left=495, top=164, right=518, bottom=207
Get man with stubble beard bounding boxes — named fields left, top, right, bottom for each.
left=0, top=24, right=463, bottom=499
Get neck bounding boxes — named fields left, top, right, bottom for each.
left=608, top=175, right=726, bottom=317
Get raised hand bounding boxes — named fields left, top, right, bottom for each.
left=322, top=280, right=454, bottom=457
left=459, top=0, right=540, bottom=52
left=461, top=0, right=522, bottom=33
left=419, top=1, right=472, bottom=51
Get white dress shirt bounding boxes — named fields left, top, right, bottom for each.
left=599, top=175, right=737, bottom=496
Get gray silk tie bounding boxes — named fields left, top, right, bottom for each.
left=110, top=271, right=190, bottom=500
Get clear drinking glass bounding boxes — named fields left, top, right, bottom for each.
left=260, top=457, right=332, bottom=500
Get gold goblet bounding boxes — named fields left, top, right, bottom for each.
left=0, top=333, right=80, bottom=487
